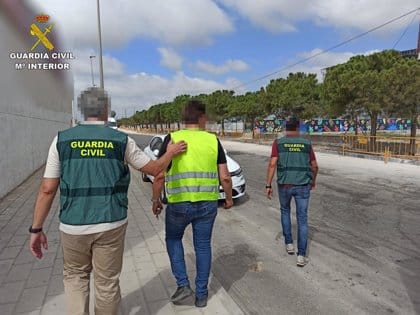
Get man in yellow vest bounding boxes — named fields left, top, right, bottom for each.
left=152, top=100, right=233, bottom=308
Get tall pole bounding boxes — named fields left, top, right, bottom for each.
left=97, top=0, right=104, bottom=88
left=417, top=19, right=420, bottom=60
left=89, top=55, right=96, bottom=86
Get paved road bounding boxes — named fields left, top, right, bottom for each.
left=131, top=133, right=420, bottom=315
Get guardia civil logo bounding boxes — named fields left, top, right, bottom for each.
left=30, top=13, right=54, bottom=51
left=9, top=13, right=74, bottom=71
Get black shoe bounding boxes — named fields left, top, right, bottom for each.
left=195, top=296, right=208, bottom=308
left=170, top=286, right=193, bottom=303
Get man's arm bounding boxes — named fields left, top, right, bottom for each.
left=309, top=146, right=318, bottom=190
left=151, top=172, right=165, bottom=217
left=310, top=160, right=319, bottom=189
left=266, top=140, right=278, bottom=199
left=32, top=178, right=59, bottom=228
left=132, top=140, right=186, bottom=176
left=218, top=163, right=233, bottom=209
left=266, top=157, right=278, bottom=199
left=30, top=178, right=59, bottom=258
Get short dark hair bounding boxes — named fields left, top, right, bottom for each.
left=286, top=118, right=299, bottom=131
left=182, top=100, right=206, bottom=124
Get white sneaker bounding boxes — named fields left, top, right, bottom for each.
left=297, top=255, right=308, bottom=267
left=285, top=243, right=295, bottom=255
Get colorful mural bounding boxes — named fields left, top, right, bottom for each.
left=253, top=118, right=412, bottom=133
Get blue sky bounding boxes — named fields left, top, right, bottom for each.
left=29, top=0, right=420, bottom=116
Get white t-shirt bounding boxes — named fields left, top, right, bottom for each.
left=44, top=125, right=151, bottom=235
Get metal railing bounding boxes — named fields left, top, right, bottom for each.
left=342, top=134, right=420, bottom=163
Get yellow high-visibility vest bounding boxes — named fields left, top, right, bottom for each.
left=166, top=129, right=219, bottom=203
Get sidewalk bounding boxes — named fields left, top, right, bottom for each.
left=0, top=168, right=244, bottom=315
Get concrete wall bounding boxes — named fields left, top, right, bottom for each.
left=0, top=10, right=73, bottom=198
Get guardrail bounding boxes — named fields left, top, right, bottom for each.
left=342, top=135, right=420, bottom=163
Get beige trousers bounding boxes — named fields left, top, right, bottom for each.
left=61, top=223, right=127, bottom=315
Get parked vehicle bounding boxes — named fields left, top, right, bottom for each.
left=107, top=117, right=118, bottom=130
left=143, top=135, right=246, bottom=203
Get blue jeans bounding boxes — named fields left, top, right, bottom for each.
left=165, top=201, right=217, bottom=299
left=278, top=184, right=310, bottom=256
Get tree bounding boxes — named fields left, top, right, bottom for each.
left=385, top=57, right=420, bottom=154
left=230, top=91, right=266, bottom=138
left=207, top=90, right=235, bottom=135
left=147, top=105, right=162, bottom=132
left=323, top=50, right=401, bottom=137
left=110, top=110, right=117, bottom=118
left=262, top=77, right=286, bottom=115
left=173, top=95, right=191, bottom=129
left=263, top=72, right=320, bottom=119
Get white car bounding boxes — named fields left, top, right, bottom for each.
left=107, top=117, right=118, bottom=130
left=142, top=135, right=246, bottom=203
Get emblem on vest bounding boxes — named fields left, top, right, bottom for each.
left=70, top=140, right=114, bottom=157
left=283, top=143, right=305, bottom=152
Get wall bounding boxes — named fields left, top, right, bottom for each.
left=253, top=118, right=414, bottom=134
left=0, top=10, right=73, bottom=198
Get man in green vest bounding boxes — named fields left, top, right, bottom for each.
left=29, top=87, right=187, bottom=315
left=266, top=118, right=318, bottom=267
left=152, top=100, right=233, bottom=308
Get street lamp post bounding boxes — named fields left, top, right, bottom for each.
left=96, top=0, right=104, bottom=88
left=89, top=55, right=96, bottom=86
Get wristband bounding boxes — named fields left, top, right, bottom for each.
left=265, top=185, right=272, bottom=189
left=29, top=226, right=43, bottom=233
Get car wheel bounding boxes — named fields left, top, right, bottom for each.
left=142, top=173, right=151, bottom=183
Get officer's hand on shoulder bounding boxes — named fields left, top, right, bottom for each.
left=167, top=140, right=187, bottom=156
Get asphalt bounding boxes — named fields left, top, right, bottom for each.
left=131, top=133, right=420, bottom=315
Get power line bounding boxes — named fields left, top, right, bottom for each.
left=231, top=7, right=420, bottom=90
left=392, top=9, right=419, bottom=49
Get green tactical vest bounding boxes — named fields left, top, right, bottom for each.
left=56, top=124, right=130, bottom=225
left=276, top=137, right=312, bottom=185
left=166, top=130, right=219, bottom=203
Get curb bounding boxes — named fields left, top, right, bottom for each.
left=225, top=138, right=420, bottom=166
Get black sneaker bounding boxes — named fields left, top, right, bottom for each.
left=170, top=286, right=193, bottom=303
left=195, top=296, right=208, bottom=308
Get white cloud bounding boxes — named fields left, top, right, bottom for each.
left=28, top=0, right=234, bottom=48
left=219, top=0, right=309, bottom=32
left=158, top=47, right=183, bottom=71
left=219, top=0, right=419, bottom=33
left=72, top=50, right=238, bottom=117
left=195, top=59, right=250, bottom=75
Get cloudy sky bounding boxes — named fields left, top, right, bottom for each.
left=27, top=0, right=419, bottom=117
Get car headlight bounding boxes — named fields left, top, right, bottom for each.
left=230, top=168, right=243, bottom=177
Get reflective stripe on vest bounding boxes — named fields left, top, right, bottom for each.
left=166, top=171, right=218, bottom=182
left=166, top=130, right=219, bottom=203
left=166, top=185, right=219, bottom=195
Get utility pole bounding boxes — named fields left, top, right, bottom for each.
left=89, top=55, right=96, bottom=86
left=96, top=0, right=104, bottom=88
left=417, top=19, right=420, bottom=60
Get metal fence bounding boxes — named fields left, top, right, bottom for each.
left=342, top=135, right=420, bottom=163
